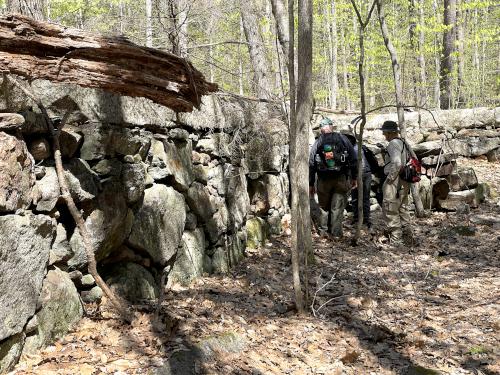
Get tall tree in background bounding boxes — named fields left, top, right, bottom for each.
left=146, top=0, right=153, bottom=47
left=350, top=0, right=376, bottom=240
left=6, top=0, right=45, bottom=20
left=439, top=0, right=456, bottom=109
left=327, top=0, right=338, bottom=110
left=240, top=0, right=273, bottom=99
left=270, top=0, right=290, bottom=68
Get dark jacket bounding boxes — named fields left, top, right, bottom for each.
left=362, top=145, right=383, bottom=176
left=309, top=132, right=358, bottom=186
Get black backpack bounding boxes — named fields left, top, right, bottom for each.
left=314, top=133, right=351, bottom=173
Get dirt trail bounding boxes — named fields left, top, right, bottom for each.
left=11, top=159, right=500, bottom=375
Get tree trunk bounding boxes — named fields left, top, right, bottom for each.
left=456, top=5, right=465, bottom=107
left=177, top=0, right=189, bottom=57
left=408, top=0, right=419, bottom=106
left=240, top=0, right=273, bottom=99
left=0, top=14, right=217, bottom=112
left=270, top=0, right=289, bottom=68
left=295, top=0, right=313, bottom=311
left=6, top=0, right=44, bottom=20
left=432, top=0, right=441, bottom=108
left=439, top=0, right=456, bottom=109
left=417, top=0, right=428, bottom=106
left=146, top=0, right=153, bottom=47
left=288, top=0, right=304, bottom=314
left=377, top=0, right=425, bottom=217
left=327, top=0, right=338, bottom=110
left=341, top=26, right=350, bottom=111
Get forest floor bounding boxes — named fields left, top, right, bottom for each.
left=11, top=158, right=500, bottom=375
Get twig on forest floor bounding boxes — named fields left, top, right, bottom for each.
left=311, top=273, right=339, bottom=317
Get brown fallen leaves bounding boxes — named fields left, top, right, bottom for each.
left=10, top=159, right=500, bottom=374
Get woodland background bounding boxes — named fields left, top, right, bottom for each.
left=1, top=0, right=498, bottom=110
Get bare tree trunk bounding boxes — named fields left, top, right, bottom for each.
left=341, top=26, right=350, bottom=111
left=270, top=0, right=289, bottom=68
left=456, top=5, right=465, bottom=107
left=417, top=0, right=428, bottom=106
left=240, top=0, right=273, bottom=99
left=432, top=0, right=441, bottom=108
left=377, top=0, right=425, bottom=217
left=146, top=0, right=153, bottom=47
left=439, top=0, right=456, bottom=109
left=327, top=0, right=338, bottom=110
left=408, top=0, right=420, bottom=106
left=177, top=0, right=189, bottom=57
left=239, top=17, right=244, bottom=95
left=7, top=0, right=44, bottom=20
left=296, top=0, right=313, bottom=306
left=288, top=0, right=304, bottom=314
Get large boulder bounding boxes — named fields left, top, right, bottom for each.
left=22, top=269, right=83, bottom=355
left=79, top=122, right=151, bottom=161
left=128, top=184, right=186, bottom=265
left=1, top=79, right=177, bottom=128
left=0, top=132, right=35, bottom=213
left=0, top=213, right=55, bottom=341
left=168, top=229, right=206, bottom=285
left=147, top=137, right=194, bottom=191
left=186, top=182, right=219, bottom=223
left=35, top=161, right=100, bottom=212
left=105, top=262, right=158, bottom=302
left=69, top=184, right=134, bottom=269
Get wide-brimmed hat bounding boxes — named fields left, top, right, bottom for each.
left=381, top=120, right=399, bottom=132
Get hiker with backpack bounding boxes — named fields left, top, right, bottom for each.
left=309, top=118, right=357, bottom=238
left=380, top=120, right=420, bottom=245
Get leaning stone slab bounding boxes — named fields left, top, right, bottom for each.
left=168, top=229, right=206, bottom=286
left=22, top=269, right=83, bottom=355
left=128, top=184, right=186, bottom=265
left=0, top=132, right=35, bottom=213
left=0, top=213, right=55, bottom=341
left=69, top=183, right=134, bottom=269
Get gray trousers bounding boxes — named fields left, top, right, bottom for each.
left=382, top=176, right=411, bottom=243
left=316, top=174, right=350, bottom=236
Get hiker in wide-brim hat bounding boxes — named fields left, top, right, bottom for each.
left=380, top=120, right=417, bottom=245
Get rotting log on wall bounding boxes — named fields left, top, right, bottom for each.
left=0, top=14, right=217, bottom=112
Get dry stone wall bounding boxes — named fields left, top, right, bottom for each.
left=0, top=78, right=289, bottom=373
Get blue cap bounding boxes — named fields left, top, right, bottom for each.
left=320, top=117, right=333, bottom=127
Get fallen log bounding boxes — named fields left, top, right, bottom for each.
left=0, top=14, right=217, bottom=112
